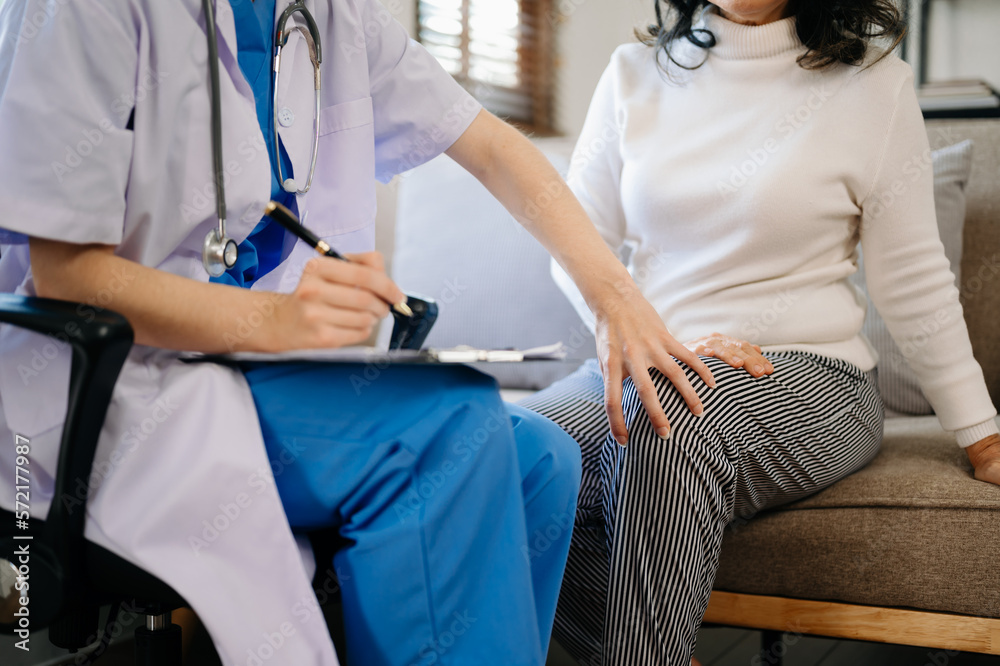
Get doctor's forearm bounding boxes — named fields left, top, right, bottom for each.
left=29, top=238, right=285, bottom=353
left=447, top=112, right=715, bottom=433
left=445, top=111, right=638, bottom=315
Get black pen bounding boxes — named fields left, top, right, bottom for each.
left=264, top=200, right=413, bottom=317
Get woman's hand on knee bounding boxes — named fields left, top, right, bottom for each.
left=685, top=334, right=774, bottom=378
left=594, top=292, right=716, bottom=446
left=268, top=252, right=404, bottom=351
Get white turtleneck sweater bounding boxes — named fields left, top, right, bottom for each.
left=554, top=9, right=998, bottom=447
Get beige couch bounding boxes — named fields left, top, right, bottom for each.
left=705, top=118, right=1000, bottom=654
left=375, top=118, right=1000, bottom=655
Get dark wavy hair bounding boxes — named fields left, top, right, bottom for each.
left=640, top=0, right=906, bottom=72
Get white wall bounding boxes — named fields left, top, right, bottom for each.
left=549, top=0, right=650, bottom=134
left=927, top=0, right=1000, bottom=89
left=387, top=0, right=1000, bottom=136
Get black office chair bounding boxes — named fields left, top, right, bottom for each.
left=0, top=294, right=185, bottom=665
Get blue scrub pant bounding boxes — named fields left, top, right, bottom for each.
left=242, top=363, right=581, bottom=665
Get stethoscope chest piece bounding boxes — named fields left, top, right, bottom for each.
left=203, top=227, right=239, bottom=278
left=200, top=0, right=322, bottom=276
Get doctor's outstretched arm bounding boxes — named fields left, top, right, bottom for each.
left=445, top=109, right=715, bottom=445
left=29, top=239, right=403, bottom=354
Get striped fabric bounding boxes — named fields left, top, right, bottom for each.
left=521, top=351, right=884, bottom=665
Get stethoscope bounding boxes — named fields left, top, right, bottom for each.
left=202, top=0, right=323, bottom=278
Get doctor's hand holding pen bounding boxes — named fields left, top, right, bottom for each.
left=269, top=251, right=404, bottom=350
left=28, top=237, right=404, bottom=355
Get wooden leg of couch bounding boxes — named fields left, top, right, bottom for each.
left=704, top=591, right=1000, bottom=655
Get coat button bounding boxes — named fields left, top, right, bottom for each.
left=278, top=107, right=295, bottom=128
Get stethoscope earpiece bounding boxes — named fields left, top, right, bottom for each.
left=282, top=178, right=299, bottom=193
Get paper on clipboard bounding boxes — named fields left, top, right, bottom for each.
left=430, top=342, right=567, bottom=363
left=180, top=342, right=568, bottom=365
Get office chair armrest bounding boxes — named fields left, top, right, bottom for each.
left=0, top=294, right=133, bottom=572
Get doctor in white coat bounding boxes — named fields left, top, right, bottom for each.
left=0, top=0, right=719, bottom=663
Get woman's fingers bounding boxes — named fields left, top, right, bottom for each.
left=630, top=365, right=672, bottom=439
left=966, top=435, right=1000, bottom=486
left=744, top=347, right=774, bottom=376
left=617, top=342, right=708, bottom=441
left=688, top=334, right=774, bottom=377
left=602, top=361, right=629, bottom=446
left=607, top=335, right=714, bottom=443
left=976, top=458, right=1000, bottom=486
left=717, top=345, right=747, bottom=368
left=671, top=343, right=717, bottom=389
left=650, top=350, right=705, bottom=419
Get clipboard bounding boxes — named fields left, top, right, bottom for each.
left=180, top=342, right=568, bottom=366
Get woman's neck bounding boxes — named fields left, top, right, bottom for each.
left=714, top=1, right=792, bottom=26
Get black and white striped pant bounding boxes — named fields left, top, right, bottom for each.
left=520, top=351, right=883, bottom=665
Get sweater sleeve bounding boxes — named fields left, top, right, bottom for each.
left=859, top=72, right=998, bottom=445
left=551, top=53, right=630, bottom=333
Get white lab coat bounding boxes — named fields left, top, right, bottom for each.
left=0, top=0, right=480, bottom=663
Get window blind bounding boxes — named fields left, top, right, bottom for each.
left=417, top=0, right=554, bottom=131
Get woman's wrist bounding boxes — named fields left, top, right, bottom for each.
left=955, top=419, right=1000, bottom=449
left=574, top=264, right=643, bottom=321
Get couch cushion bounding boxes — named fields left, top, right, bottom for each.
left=714, top=416, right=1000, bottom=618
left=384, top=137, right=596, bottom=389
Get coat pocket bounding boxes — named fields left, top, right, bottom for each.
left=319, top=97, right=375, bottom=136
left=303, top=97, right=377, bottom=238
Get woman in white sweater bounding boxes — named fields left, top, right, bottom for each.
left=523, top=0, right=1000, bottom=663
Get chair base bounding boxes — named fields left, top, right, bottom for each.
left=704, top=591, right=1000, bottom=655
left=135, top=622, right=182, bottom=666
left=49, top=606, right=100, bottom=650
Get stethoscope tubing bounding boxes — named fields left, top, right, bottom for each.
left=201, top=0, right=323, bottom=276
left=273, top=17, right=322, bottom=194
left=204, top=0, right=226, bottom=238
left=275, top=0, right=322, bottom=62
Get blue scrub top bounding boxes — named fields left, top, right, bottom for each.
left=212, top=0, right=294, bottom=288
